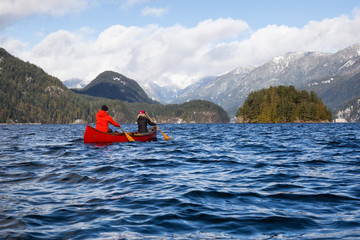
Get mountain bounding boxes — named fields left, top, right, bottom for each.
left=73, top=71, right=156, bottom=104
left=0, top=47, right=112, bottom=124
left=334, top=96, right=360, bottom=122
left=175, top=66, right=254, bottom=116
left=142, top=82, right=180, bottom=104
left=173, top=43, right=360, bottom=117
left=305, top=44, right=360, bottom=110
left=63, top=78, right=87, bottom=89
left=0, top=48, right=229, bottom=124
left=177, top=51, right=334, bottom=116
left=141, top=76, right=217, bottom=104
left=305, top=72, right=360, bottom=110
left=178, top=75, right=218, bottom=98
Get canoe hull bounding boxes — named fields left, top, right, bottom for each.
left=83, top=125, right=157, bottom=143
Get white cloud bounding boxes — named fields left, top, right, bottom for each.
left=0, top=37, right=28, bottom=54
left=7, top=10, right=360, bottom=89
left=0, top=0, right=88, bottom=28
left=227, top=11, right=360, bottom=67
left=14, top=18, right=249, bottom=87
left=141, top=7, right=167, bottom=18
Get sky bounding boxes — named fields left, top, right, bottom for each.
left=1, top=0, right=360, bottom=88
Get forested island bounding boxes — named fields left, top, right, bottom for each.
left=236, top=85, right=332, bottom=123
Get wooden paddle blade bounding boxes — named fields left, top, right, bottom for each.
left=125, top=132, right=135, bottom=142
left=158, top=127, right=171, bottom=141
left=119, top=126, right=135, bottom=142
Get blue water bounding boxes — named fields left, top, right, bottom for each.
left=1, top=123, right=360, bottom=239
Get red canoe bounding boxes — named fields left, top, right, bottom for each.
left=83, top=125, right=157, bottom=143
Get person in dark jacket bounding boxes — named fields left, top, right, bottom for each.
left=95, top=105, right=120, bottom=133
left=137, top=110, right=156, bottom=133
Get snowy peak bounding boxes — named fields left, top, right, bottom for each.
left=230, top=66, right=255, bottom=75
left=263, top=51, right=330, bottom=76
left=334, top=43, right=360, bottom=59
left=142, top=82, right=180, bottom=104
left=63, top=78, right=87, bottom=89
left=267, top=52, right=304, bottom=73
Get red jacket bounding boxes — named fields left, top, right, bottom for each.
left=95, top=110, right=120, bottom=132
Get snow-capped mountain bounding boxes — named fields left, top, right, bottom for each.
left=305, top=71, right=360, bottom=111
left=177, top=67, right=254, bottom=105
left=170, top=43, right=360, bottom=117
left=335, top=96, right=360, bottom=122
left=177, top=75, right=218, bottom=98
left=63, top=78, right=87, bottom=89
left=141, top=82, right=180, bottom=104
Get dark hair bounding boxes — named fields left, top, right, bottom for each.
left=101, top=105, right=108, bottom=111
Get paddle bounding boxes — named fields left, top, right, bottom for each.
left=145, top=112, right=171, bottom=141
left=118, top=125, right=135, bottom=142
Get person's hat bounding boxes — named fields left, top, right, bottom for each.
left=101, top=105, right=108, bottom=111
left=139, top=110, right=145, bottom=114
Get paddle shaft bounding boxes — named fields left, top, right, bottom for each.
left=145, top=113, right=170, bottom=141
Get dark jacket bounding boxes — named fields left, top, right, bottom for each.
left=137, top=114, right=156, bottom=133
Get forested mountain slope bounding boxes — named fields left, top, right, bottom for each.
left=0, top=48, right=229, bottom=124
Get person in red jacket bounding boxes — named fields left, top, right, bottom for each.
left=95, top=105, right=120, bottom=133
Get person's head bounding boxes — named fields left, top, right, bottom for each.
left=101, top=105, right=108, bottom=111
left=139, top=110, right=145, bottom=114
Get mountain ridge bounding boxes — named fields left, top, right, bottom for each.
left=168, top=43, right=360, bottom=117
left=62, top=43, right=360, bottom=121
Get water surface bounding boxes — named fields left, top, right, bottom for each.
left=1, top=123, right=360, bottom=239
